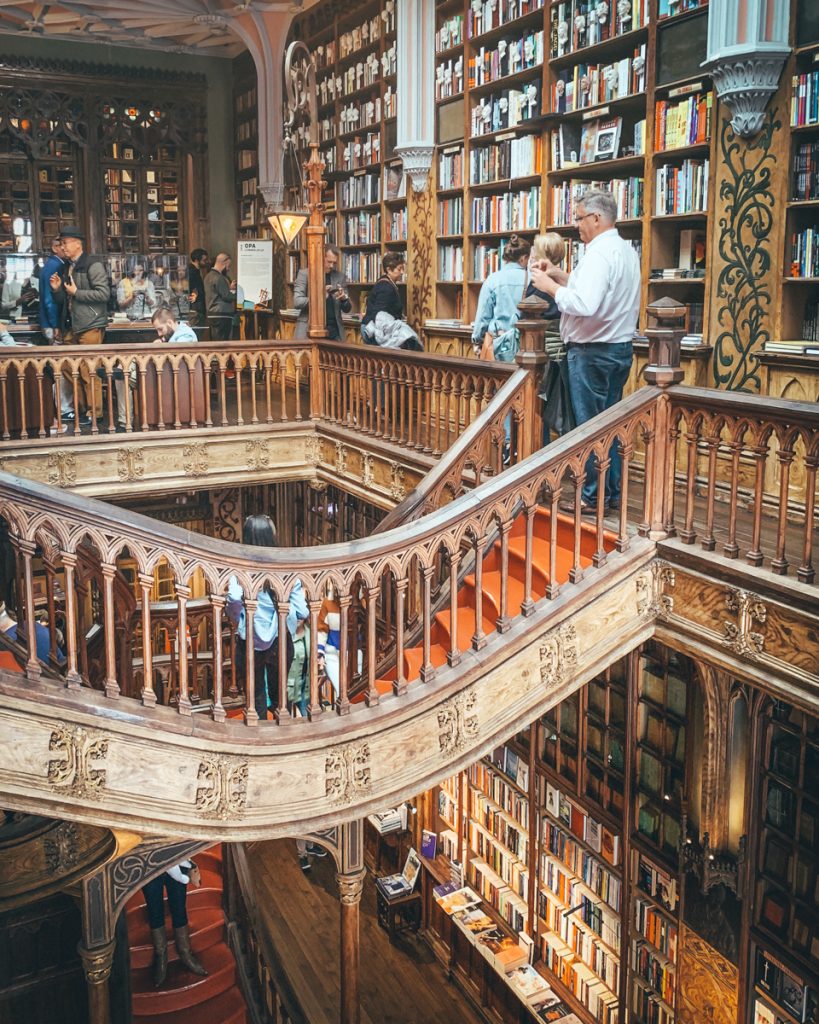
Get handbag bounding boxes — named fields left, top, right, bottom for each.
left=479, top=331, right=495, bottom=361
left=539, top=353, right=576, bottom=437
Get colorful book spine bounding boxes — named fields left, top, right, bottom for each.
left=789, top=226, right=819, bottom=278
left=470, top=186, right=541, bottom=233
left=439, top=196, right=464, bottom=235
left=654, top=91, right=713, bottom=150
left=654, top=159, right=709, bottom=215
left=551, top=178, right=643, bottom=225
left=438, top=148, right=464, bottom=190
left=438, top=243, right=464, bottom=282
left=470, top=135, right=542, bottom=184
left=791, top=71, right=819, bottom=127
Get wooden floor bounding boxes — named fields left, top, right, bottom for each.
left=245, top=840, right=484, bottom=1024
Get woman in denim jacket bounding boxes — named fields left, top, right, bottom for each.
left=471, top=234, right=531, bottom=362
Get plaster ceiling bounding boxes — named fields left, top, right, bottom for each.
left=0, top=0, right=304, bottom=59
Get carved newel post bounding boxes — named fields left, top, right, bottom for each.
left=643, top=296, right=686, bottom=540
left=515, top=289, right=550, bottom=460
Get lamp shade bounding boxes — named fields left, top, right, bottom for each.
left=268, top=209, right=308, bottom=246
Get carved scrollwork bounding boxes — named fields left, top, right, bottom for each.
left=389, top=461, right=406, bottom=500
left=362, top=453, right=375, bottom=490
left=0, top=88, right=87, bottom=158
left=245, top=439, right=271, bottom=472
left=437, top=687, right=479, bottom=755
left=335, top=441, right=348, bottom=476
left=636, top=561, right=676, bottom=621
left=43, top=820, right=81, bottom=872
left=305, top=434, right=323, bottom=466
left=195, top=756, right=249, bottom=820
left=325, top=742, right=371, bottom=805
left=47, top=452, right=77, bottom=488
left=111, top=840, right=205, bottom=904
left=116, top=447, right=144, bottom=482
left=723, top=588, right=767, bottom=659
left=539, top=623, right=578, bottom=690
left=47, top=725, right=108, bottom=800
left=337, top=869, right=366, bottom=905
left=182, top=443, right=209, bottom=477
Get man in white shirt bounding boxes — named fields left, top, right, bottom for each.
left=530, top=189, right=640, bottom=513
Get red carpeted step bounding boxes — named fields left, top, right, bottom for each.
left=131, top=940, right=236, bottom=1016
left=128, top=905, right=225, bottom=969
left=135, top=985, right=248, bottom=1024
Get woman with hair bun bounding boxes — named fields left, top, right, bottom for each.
left=471, top=233, right=531, bottom=362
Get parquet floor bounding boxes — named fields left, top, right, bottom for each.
left=245, top=839, right=484, bottom=1024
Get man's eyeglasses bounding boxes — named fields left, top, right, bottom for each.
left=573, top=211, right=596, bottom=224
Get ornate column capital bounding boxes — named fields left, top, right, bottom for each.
left=336, top=869, right=366, bottom=906
left=703, top=51, right=790, bottom=137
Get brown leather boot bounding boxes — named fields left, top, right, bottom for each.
left=173, top=925, right=208, bottom=976
left=150, top=927, right=168, bottom=988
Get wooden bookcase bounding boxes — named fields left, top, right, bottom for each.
left=749, top=702, right=819, bottom=1024
left=287, top=0, right=405, bottom=315
left=428, top=0, right=712, bottom=329
left=232, top=52, right=273, bottom=245
left=777, top=7, right=819, bottom=343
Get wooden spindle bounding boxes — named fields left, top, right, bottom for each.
left=101, top=563, right=119, bottom=697
left=771, top=448, right=794, bottom=575
left=569, top=474, right=584, bottom=584
left=308, top=599, right=322, bottom=720
left=235, top=363, right=244, bottom=426
left=496, top=520, right=512, bottom=632
left=174, top=583, right=192, bottom=713
left=419, top=566, right=435, bottom=683
left=244, top=599, right=259, bottom=725
left=365, top=584, right=380, bottom=703
left=276, top=601, right=290, bottom=722
left=210, top=595, right=226, bottom=722
left=700, top=433, right=720, bottom=551
left=139, top=573, right=156, bottom=706
left=337, top=594, right=352, bottom=714
left=36, top=370, right=46, bottom=439
left=723, top=439, right=742, bottom=558
left=521, top=504, right=536, bottom=615
left=546, top=489, right=560, bottom=599
left=471, top=534, right=487, bottom=651
left=19, top=540, right=40, bottom=680
left=798, top=455, right=817, bottom=584
left=61, top=553, right=82, bottom=689
left=393, top=580, right=408, bottom=696
left=617, top=442, right=632, bottom=553
left=593, top=454, right=609, bottom=567
left=447, top=551, right=461, bottom=667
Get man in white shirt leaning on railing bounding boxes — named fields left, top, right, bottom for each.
left=530, top=188, right=640, bottom=516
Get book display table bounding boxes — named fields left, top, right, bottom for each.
left=376, top=887, right=422, bottom=943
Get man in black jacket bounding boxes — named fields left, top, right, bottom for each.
left=187, top=248, right=209, bottom=326
left=50, top=226, right=110, bottom=420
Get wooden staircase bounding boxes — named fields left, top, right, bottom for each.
left=127, top=846, right=249, bottom=1024
left=366, top=508, right=616, bottom=697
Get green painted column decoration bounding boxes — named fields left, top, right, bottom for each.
left=703, top=0, right=791, bottom=390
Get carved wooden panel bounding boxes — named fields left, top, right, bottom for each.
left=677, top=925, right=739, bottom=1024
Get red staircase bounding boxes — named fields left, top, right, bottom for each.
left=366, top=509, right=615, bottom=697
left=127, top=846, right=248, bottom=1024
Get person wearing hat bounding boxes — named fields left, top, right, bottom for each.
left=49, top=227, right=110, bottom=422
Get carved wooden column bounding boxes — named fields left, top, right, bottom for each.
left=17, top=538, right=40, bottom=681
left=78, top=939, right=115, bottom=1024
left=336, top=817, right=366, bottom=1024
left=61, top=552, right=82, bottom=689
left=175, top=583, right=192, bottom=714
left=138, top=573, right=156, bottom=707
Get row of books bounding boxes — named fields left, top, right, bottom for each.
left=792, top=141, right=819, bottom=202
left=472, top=789, right=530, bottom=860
left=439, top=146, right=464, bottom=190
left=538, top=886, right=621, bottom=994
left=550, top=177, right=643, bottom=226
left=435, top=56, right=464, bottom=100
left=552, top=45, right=647, bottom=114
left=470, top=134, right=542, bottom=183
left=439, top=196, right=464, bottom=235
left=633, top=849, right=679, bottom=911
left=436, top=13, right=463, bottom=53
left=549, top=0, right=649, bottom=59
left=633, top=896, right=679, bottom=959
left=541, top=821, right=622, bottom=911
left=471, top=186, right=541, bottom=233
left=339, top=173, right=380, bottom=209
left=551, top=115, right=631, bottom=169
left=470, top=824, right=530, bottom=899
left=654, top=158, right=709, bottom=215
left=472, top=81, right=542, bottom=136
left=801, top=300, right=819, bottom=342
left=470, top=858, right=529, bottom=931
left=658, top=0, right=705, bottom=15
left=342, top=211, right=381, bottom=245
left=631, top=940, right=675, bottom=1004
left=341, top=133, right=381, bottom=171
left=540, top=932, right=620, bottom=1024
left=469, top=759, right=530, bottom=830
left=755, top=948, right=817, bottom=1024
left=387, top=207, right=407, bottom=242
left=654, top=90, right=713, bottom=151
left=789, top=226, right=819, bottom=279
left=632, top=977, right=673, bottom=1024
left=337, top=14, right=382, bottom=61
left=341, top=250, right=381, bottom=284
left=340, top=53, right=382, bottom=98
left=467, top=0, right=546, bottom=41
left=538, top=854, right=622, bottom=952
left=438, top=243, right=464, bottom=281
left=339, top=97, right=382, bottom=135
left=791, top=71, right=819, bottom=129
left=468, top=30, right=545, bottom=89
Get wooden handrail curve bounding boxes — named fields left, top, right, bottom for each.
left=0, top=385, right=662, bottom=722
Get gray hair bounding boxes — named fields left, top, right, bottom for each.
left=579, top=189, right=617, bottom=224
left=326, top=243, right=341, bottom=258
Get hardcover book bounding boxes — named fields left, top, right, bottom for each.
left=421, top=829, right=438, bottom=860
left=376, top=847, right=421, bottom=899
left=594, top=117, right=622, bottom=161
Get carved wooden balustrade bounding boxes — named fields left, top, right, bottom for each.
left=0, top=340, right=313, bottom=439
left=666, top=389, right=819, bottom=583
left=315, top=341, right=516, bottom=456
left=0, top=384, right=666, bottom=726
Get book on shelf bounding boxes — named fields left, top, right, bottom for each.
left=655, top=90, right=712, bottom=151
left=368, top=807, right=403, bottom=834
left=792, top=140, right=819, bottom=202
left=476, top=931, right=530, bottom=972
left=753, top=999, right=776, bottom=1024
left=791, top=70, right=819, bottom=128
left=593, top=118, right=623, bottom=162
left=420, top=829, right=438, bottom=860
left=434, top=884, right=481, bottom=915
left=452, top=905, right=496, bottom=942
left=507, top=963, right=552, bottom=1004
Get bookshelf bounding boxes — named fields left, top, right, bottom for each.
left=288, top=0, right=405, bottom=316
left=779, top=26, right=819, bottom=342
left=750, top=702, right=819, bottom=1024
left=102, top=150, right=181, bottom=255
left=426, top=0, right=716, bottom=335
left=0, top=141, right=78, bottom=254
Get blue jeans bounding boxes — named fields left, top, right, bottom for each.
left=567, top=342, right=633, bottom=504
left=143, top=873, right=187, bottom=929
